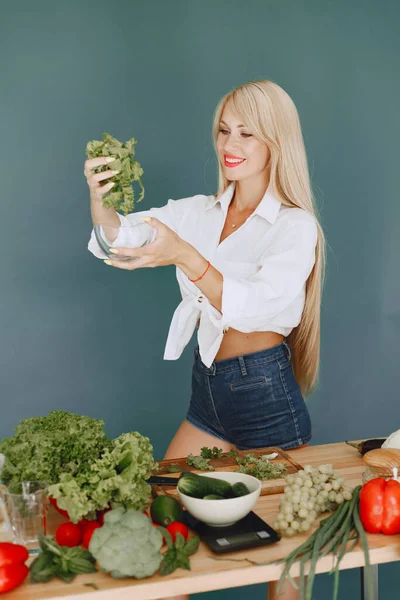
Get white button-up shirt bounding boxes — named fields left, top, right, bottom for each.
left=88, top=182, right=318, bottom=367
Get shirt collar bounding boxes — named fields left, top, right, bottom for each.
left=207, top=181, right=281, bottom=224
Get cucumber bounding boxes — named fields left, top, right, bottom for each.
left=178, top=472, right=208, bottom=498
left=232, top=482, right=251, bottom=497
left=203, top=494, right=224, bottom=500
left=178, top=472, right=233, bottom=499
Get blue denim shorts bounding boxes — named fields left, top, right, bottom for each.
left=185, top=341, right=312, bottom=451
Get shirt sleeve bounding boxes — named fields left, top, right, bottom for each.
left=206, top=215, right=319, bottom=333
left=87, top=198, right=186, bottom=259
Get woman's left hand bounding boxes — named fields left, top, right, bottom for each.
left=105, top=217, right=187, bottom=270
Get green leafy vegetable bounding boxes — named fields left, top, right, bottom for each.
left=158, top=531, right=200, bottom=576
left=165, top=463, right=181, bottom=473
left=235, top=453, right=287, bottom=480
left=48, top=432, right=157, bottom=523
left=187, top=454, right=214, bottom=471
left=200, top=446, right=224, bottom=459
left=30, top=534, right=97, bottom=584
left=89, top=507, right=163, bottom=579
left=200, top=446, right=239, bottom=459
left=0, top=411, right=111, bottom=491
left=85, top=132, right=144, bottom=215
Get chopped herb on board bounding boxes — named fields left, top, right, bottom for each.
left=187, top=454, right=214, bottom=471
left=236, top=453, right=287, bottom=480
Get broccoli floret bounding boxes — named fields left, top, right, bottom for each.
left=89, top=507, right=163, bottom=579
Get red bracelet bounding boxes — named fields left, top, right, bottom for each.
left=189, top=260, right=211, bottom=283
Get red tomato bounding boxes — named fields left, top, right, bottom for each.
left=82, top=522, right=102, bottom=549
left=0, top=543, right=29, bottom=568
left=97, top=508, right=111, bottom=526
left=77, top=518, right=92, bottom=533
left=166, top=522, right=189, bottom=542
left=55, top=522, right=83, bottom=547
left=0, top=564, right=29, bottom=593
left=48, top=496, right=70, bottom=519
left=143, top=510, right=149, bottom=517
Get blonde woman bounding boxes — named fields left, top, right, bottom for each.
left=85, top=80, right=325, bottom=600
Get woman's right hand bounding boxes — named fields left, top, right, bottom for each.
left=84, top=156, right=118, bottom=204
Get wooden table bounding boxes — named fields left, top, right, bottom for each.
left=2, top=442, right=399, bottom=600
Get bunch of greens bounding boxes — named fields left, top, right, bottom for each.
left=0, top=411, right=158, bottom=523
left=158, top=530, right=200, bottom=576
left=86, top=132, right=144, bottom=215
left=0, top=410, right=111, bottom=491
left=48, top=432, right=157, bottom=523
left=30, top=534, right=97, bottom=584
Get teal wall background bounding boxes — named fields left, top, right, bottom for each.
left=1, top=0, right=399, bottom=597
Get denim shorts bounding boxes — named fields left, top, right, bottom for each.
left=185, top=341, right=312, bottom=451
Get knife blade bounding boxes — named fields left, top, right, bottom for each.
left=146, top=475, right=180, bottom=486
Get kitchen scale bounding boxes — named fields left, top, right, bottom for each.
left=182, top=509, right=281, bottom=554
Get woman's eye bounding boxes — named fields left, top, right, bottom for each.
left=218, top=128, right=252, bottom=138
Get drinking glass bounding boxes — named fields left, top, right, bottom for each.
left=94, top=221, right=157, bottom=261
left=0, top=481, right=48, bottom=554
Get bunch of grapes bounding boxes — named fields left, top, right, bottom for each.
left=274, top=464, right=353, bottom=537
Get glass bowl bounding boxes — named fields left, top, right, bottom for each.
left=94, top=221, right=156, bottom=261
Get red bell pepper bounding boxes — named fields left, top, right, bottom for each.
left=360, top=478, right=400, bottom=534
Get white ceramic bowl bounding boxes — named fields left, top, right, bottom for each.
left=177, top=471, right=261, bottom=527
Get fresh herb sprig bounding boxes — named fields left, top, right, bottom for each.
left=85, top=132, right=144, bottom=215
left=158, top=531, right=200, bottom=576
left=30, top=535, right=97, bottom=584
left=187, top=454, right=214, bottom=471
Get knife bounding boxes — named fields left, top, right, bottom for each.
left=146, top=475, right=180, bottom=486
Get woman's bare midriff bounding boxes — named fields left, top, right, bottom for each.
left=214, top=329, right=285, bottom=361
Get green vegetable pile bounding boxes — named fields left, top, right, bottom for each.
left=30, top=534, right=97, bottom=584
left=0, top=411, right=111, bottom=490
left=0, top=411, right=157, bottom=523
left=186, top=446, right=287, bottom=480
left=86, top=132, right=144, bottom=215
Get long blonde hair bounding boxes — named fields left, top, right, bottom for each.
left=212, top=80, right=325, bottom=396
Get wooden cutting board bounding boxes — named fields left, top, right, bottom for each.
left=151, top=446, right=304, bottom=498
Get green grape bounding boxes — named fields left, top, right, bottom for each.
left=308, top=510, right=317, bottom=521
left=291, top=520, right=300, bottom=531
left=343, top=490, right=352, bottom=501
left=307, top=500, right=315, bottom=511
left=328, top=490, right=337, bottom=502
left=295, top=477, right=303, bottom=486
left=286, top=475, right=295, bottom=485
left=286, top=527, right=295, bottom=536
left=279, top=519, right=289, bottom=530
left=335, top=493, right=344, bottom=504
left=309, top=488, right=318, bottom=497
left=324, top=482, right=333, bottom=492
left=332, top=480, right=340, bottom=491
left=292, top=494, right=301, bottom=505
left=298, top=508, right=308, bottom=519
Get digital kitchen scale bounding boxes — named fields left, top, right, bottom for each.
left=182, top=510, right=281, bottom=554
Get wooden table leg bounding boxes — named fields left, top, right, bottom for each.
left=360, top=565, right=379, bottom=600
